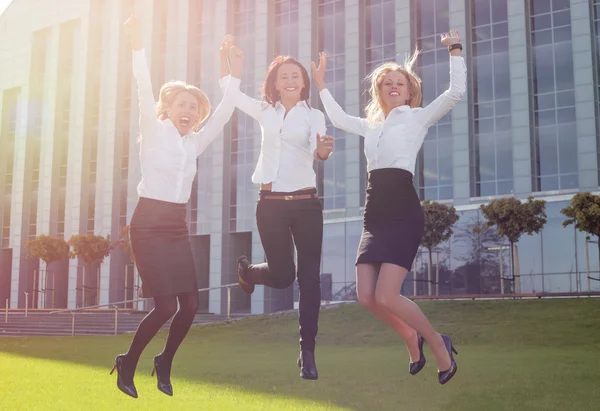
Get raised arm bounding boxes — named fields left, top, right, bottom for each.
left=312, top=52, right=369, bottom=137
left=415, top=30, right=466, bottom=128
left=125, top=15, right=159, bottom=139
left=218, top=35, right=263, bottom=120
left=195, top=40, right=244, bottom=156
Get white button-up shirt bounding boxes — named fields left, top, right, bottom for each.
left=220, top=78, right=326, bottom=192
left=133, top=49, right=239, bottom=203
left=319, top=56, right=466, bottom=175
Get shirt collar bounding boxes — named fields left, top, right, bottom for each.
left=376, top=105, right=411, bottom=121
left=274, top=100, right=310, bottom=111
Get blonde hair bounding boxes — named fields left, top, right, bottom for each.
left=156, top=81, right=210, bottom=132
left=364, top=49, right=422, bottom=124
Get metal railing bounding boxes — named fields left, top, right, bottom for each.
left=4, top=283, right=240, bottom=337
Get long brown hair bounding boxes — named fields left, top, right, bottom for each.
left=260, top=56, right=310, bottom=106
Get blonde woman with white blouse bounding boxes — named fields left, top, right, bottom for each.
left=221, top=38, right=334, bottom=380
left=312, top=30, right=466, bottom=385
left=109, top=17, right=242, bottom=399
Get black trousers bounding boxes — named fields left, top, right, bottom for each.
left=248, top=188, right=323, bottom=352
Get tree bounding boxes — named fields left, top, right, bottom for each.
left=479, top=196, right=547, bottom=292
left=68, top=234, right=112, bottom=266
left=68, top=234, right=112, bottom=307
left=561, top=192, right=600, bottom=283
left=24, top=235, right=69, bottom=308
left=420, top=200, right=460, bottom=296
left=116, top=225, right=133, bottom=263
left=25, top=235, right=69, bottom=269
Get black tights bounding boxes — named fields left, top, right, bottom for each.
left=120, top=292, right=199, bottom=383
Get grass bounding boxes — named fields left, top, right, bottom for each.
left=1, top=298, right=600, bottom=410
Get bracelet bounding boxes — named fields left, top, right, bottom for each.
left=448, top=43, right=463, bottom=53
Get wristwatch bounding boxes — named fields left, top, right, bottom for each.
left=448, top=43, right=463, bottom=53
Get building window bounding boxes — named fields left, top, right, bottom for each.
left=28, top=29, right=49, bottom=239
left=274, top=0, right=299, bottom=57
left=365, top=0, right=395, bottom=74
left=592, top=0, right=600, bottom=184
left=414, top=0, right=453, bottom=201
left=529, top=0, right=577, bottom=191
left=471, top=0, right=512, bottom=196
left=318, top=0, right=346, bottom=210
left=1, top=88, right=19, bottom=248
left=187, top=0, right=203, bottom=234
left=55, top=21, right=77, bottom=237
left=230, top=0, right=256, bottom=232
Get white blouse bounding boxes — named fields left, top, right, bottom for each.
left=133, top=49, right=240, bottom=204
left=219, top=78, right=327, bottom=192
left=319, top=55, right=467, bottom=175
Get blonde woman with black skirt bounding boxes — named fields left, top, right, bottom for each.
left=312, top=30, right=466, bottom=385
left=110, top=17, right=242, bottom=398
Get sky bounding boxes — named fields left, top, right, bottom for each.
left=0, top=0, right=13, bottom=17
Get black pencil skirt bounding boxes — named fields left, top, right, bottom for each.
left=356, top=168, right=425, bottom=271
left=129, top=197, right=198, bottom=298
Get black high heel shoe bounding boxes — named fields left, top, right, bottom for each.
left=438, top=334, right=458, bottom=385
left=409, top=333, right=426, bottom=375
left=151, top=354, right=173, bottom=396
left=109, top=354, right=138, bottom=398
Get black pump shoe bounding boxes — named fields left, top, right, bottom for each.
left=151, top=354, right=173, bottom=396
left=438, top=334, right=458, bottom=385
left=110, top=354, right=138, bottom=398
left=409, top=333, right=426, bottom=375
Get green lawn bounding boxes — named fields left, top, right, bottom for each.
left=1, top=299, right=600, bottom=411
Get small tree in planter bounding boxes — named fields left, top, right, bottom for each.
left=480, top=196, right=547, bottom=293
left=24, top=234, right=69, bottom=308
left=561, top=192, right=600, bottom=288
left=420, top=200, right=459, bottom=296
left=68, top=234, right=112, bottom=307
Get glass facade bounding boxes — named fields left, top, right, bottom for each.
left=187, top=0, right=203, bottom=234
left=414, top=0, right=453, bottom=201
left=470, top=0, right=512, bottom=197
left=230, top=0, right=256, bottom=233
left=54, top=20, right=77, bottom=237
left=27, top=29, right=49, bottom=240
left=529, top=0, right=577, bottom=191
left=318, top=0, right=346, bottom=210
left=593, top=0, right=600, bottom=184
left=274, top=0, right=299, bottom=57
left=1, top=88, right=19, bottom=248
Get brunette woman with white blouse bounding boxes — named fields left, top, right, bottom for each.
left=312, top=30, right=466, bottom=385
left=110, top=17, right=242, bottom=399
left=221, top=38, right=334, bottom=380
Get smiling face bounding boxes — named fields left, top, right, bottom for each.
left=274, top=62, right=305, bottom=103
left=168, top=91, right=200, bottom=136
left=379, top=70, right=411, bottom=112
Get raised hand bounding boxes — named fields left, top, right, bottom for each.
left=124, top=14, right=142, bottom=51
left=220, top=34, right=235, bottom=59
left=440, top=30, right=460, bottom=46
left=311, top=52, right=327, bottom=92
left=315, top=133, right=334, bottom=160
left=228, top=43, right=243, bottom=78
